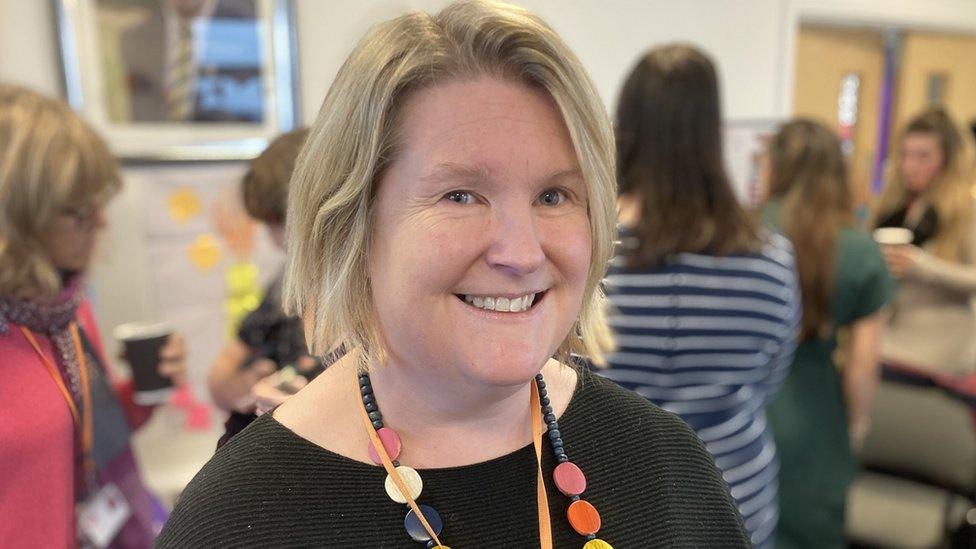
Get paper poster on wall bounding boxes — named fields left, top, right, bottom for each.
left=121, top=163, right=285, bottom=405
left=724, top=119, right=780, bottom=208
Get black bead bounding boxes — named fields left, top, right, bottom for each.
left=547, top=429, right=560, bottom=440
left=586, top=534, right=597, bottom=541
left=540, top=396, right=551, bottom=407
left=360, top=385, right=371, bottom=395
left=368, top=411, right=382, bottom=421
left=536, top=379, right=547, bottom=390
left=362, top=394, right=374, bottom=404
left=535, top=373, right=544, bottom=381
left=542, top=404, right=553, bottom=415
left=570, top=495, right=581, bottom=502
left=372, top=420, right=383, bottom=429
left=365, top=403, right=377, bottom=413
left=552, top=437, right=563, bottom=447
left=557, top=454, right=569, bottom=463
left=544, top=413, right=556, bottom=423
left=393, top=460, right=400, bottom=467
left=427, top=540, right=436, bottom=549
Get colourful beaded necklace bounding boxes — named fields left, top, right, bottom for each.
left=357, top=371, right=613, bottom=548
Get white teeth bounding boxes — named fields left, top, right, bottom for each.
left=462, top=292, right=539, bottom=313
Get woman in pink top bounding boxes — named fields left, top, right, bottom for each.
left=0, top=84, right=185, bottom=547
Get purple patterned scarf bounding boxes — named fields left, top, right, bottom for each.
left=0, top=277, right=87, bottom=402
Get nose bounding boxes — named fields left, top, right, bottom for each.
left=485, top=203, right=546, bottom=276
left=92, top=207, right=109, bottom=230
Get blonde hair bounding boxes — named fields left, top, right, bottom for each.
left=874, top=108, right=976, bottom=261
left=283, top=0, right=617, bottom=367
left=0, top=84, right=121, bottom=298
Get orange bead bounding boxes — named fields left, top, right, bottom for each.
left=567, top=499, right=601, bottom=535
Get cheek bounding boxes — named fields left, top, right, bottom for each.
left=371, top=215, right=480, bottom=304
left=922, top=159, right=943, bottom=178
left=545, top=214, right=591, bottom=286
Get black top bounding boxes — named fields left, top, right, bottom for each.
left=158, top=372, right=750, bottom=548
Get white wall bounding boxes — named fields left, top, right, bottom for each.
left=0, top=1, right=61, bottom=95
left=293, top=0, right=789, bottom=122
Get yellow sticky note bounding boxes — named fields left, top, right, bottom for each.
left=168, top=187, right=202, bottom=222
left=188, top=233, right=221, bottom=272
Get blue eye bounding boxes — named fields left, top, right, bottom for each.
left=444, top=190, right=476, bottom=204
left=539, top=189, right=566, bottom=206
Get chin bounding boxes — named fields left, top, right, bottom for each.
left=460, top=344, right=555, bottom=388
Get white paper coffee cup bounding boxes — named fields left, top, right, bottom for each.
left=872, top=227, right=914, bottom=246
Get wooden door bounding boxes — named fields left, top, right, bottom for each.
left=793, top=25, right=885, bottom=207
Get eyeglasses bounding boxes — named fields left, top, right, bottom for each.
left=60, top=204, right=102, bottom=230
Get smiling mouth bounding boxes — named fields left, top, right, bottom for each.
left=455, top=291, right=547, bottom=313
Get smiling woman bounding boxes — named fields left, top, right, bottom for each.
left=156, top=1, right=750, bottom=547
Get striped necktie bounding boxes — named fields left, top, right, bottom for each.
left=165, top=19, right=195, bottom=121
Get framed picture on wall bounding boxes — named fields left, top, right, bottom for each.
left=54, top=0, right=298, bottom=160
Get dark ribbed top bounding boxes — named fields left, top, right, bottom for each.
left=157, top=372, right=750, bottom=548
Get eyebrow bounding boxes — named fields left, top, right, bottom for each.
left=420, top=162, right=584, bottom=186
left=420, top=162, right=491, bottom=185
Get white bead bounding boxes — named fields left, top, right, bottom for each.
left=384, top=465, right=423, bottom=504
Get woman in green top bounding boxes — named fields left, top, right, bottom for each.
left=761, top=119, right=895, bottom=548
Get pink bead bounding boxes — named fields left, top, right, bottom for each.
left=367, top=427, right=402, bottom=465
left=553, top=461, right=587, bottom=496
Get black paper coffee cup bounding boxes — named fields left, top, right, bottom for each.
left=113, top=321, right=174, bottom=405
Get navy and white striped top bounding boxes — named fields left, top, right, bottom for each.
left=600, top=229, right=800, bottom=548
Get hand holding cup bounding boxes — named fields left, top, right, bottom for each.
left=873, top=228, right=919, bottom=279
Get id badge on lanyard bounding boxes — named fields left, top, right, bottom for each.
left=20, top=323, right=131, bottom=547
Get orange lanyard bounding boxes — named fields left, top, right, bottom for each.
left=20, top=323, right=95, bottom=477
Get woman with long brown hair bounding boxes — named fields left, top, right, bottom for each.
left=602, top=44, right=800, bottom=548
left=874, top=108, right=976, bottom=375
left=762, top=119, right=894, bottom=548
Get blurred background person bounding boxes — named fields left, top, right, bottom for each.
left=207, top=127, right=326, bottom=448
left=762, top=119, right=894, bottom=548
left=874, top=108, right=976, bottom=376
left=602, top=44, right=800, bottom=549
left=0, top=84, right=186, bottom=547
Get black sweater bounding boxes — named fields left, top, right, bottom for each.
left=157, top=373, right=750, bottom=548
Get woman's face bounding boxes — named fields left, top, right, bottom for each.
left=900, top=132, right=944, bottom=194
left=369, top=77, right=591, bottom=389
left=38, top=204, right=107, bottom=273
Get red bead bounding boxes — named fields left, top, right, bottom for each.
left=567, top=499, right=601, bottom=535
left=367, top=427, right=402, bottom=464
left=553, top=461, right=587, bottom=496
